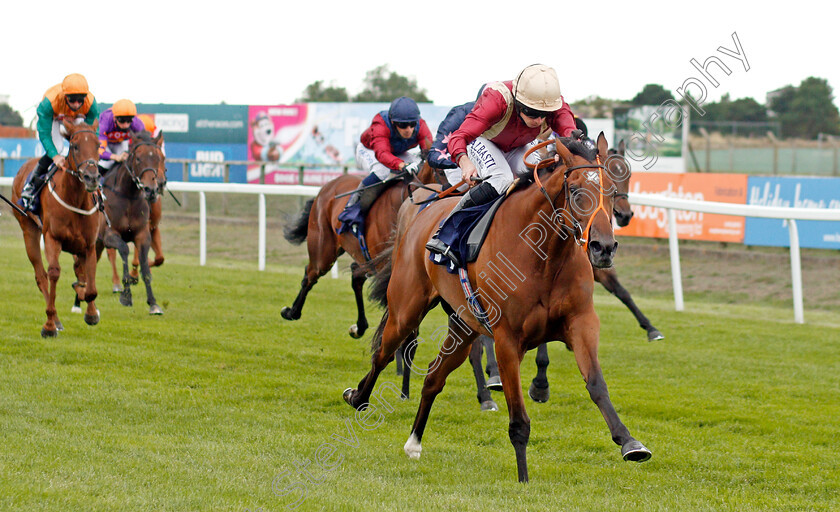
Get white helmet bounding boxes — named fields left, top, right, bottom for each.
left=513, top=64, right=563, bottom=113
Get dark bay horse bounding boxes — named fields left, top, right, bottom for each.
left=281, top=163, right=437, bottom=339
left=343, top=133, right=651, bottom=482
left=106, top=135, right=167, bottom=292
left=88, top=131, right=166, bottom=314
left=527, top=140, right=664, bottom=403
left=11, top=119, right=102, bottom=337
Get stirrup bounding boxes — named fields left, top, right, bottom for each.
left=425, top=238, right=461, bottom=267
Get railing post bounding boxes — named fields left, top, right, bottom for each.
left=182, top=161, right=190, bottom=209
left=787, top=219, right=804, bottom=324
left=767, top=131, right=779, bottom=175
left=667, top=208, right=685, bottom=312
left=199, top=190, right=206, bottom=266
left=0, top=157, right=5, bottom=177
left=298, top=165, right=305, bottom=185
left=259, top=193, right=266, bottom=271
left=699, top=127, right=710, bottom=173
left=222, top=162, right=229, bottom=215
left=260, top=163, right=266, bottom=184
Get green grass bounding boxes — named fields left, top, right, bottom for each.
left=1, top=231, right=839, bottom=511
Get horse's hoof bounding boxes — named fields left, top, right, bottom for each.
left=348, top=324, right=363, bottom=339
left=55, top=320, right=64, bottom=331
left=149, top=304, right=164, bottom=315
left=71, top=305, right=82, bottom=314
left=343, top=388, right=356, bottom=408
left=280, top=307, right=299, bottom=321
left=112, top=284, right=122, bottom=293
left=485, top=375, right=503, bottom=391
left=528, top=382, right=550, bottom=403
left=480, top=400, right=498, bottom=412
left=621, top=440, right=652, bottom=462
left=128, top=275, right=139, bottom=285
left=119, top=292, right=132, bottom=307
left=647, top=329, right=665, bottom=342
left=84, top=313, right=100, bottom=326
left=41, top=327, right=58, bottom=338
left=404, top=433, right=422, bottom=460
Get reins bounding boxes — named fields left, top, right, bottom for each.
left=48, top=127, right=100, bottom=216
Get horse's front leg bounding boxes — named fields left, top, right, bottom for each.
left=566, top=312, right=651, bottom=463
left=106, top=248, right=122, bottom=292
left=494, top=331, right=531, bottom=482
left=41, top=235, right=62, bottom=337
left=529, top=343, right=551, bottom=403
left=80, top=246, right=100, bottom=326
left=137, top=232, right=162, bottom=315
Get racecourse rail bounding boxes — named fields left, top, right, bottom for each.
left=2, top=177, right=840, bottom=324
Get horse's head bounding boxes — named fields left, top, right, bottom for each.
left=554, top=132, right=618, bottom=268
left=63, top=118, right=100, bottom=192
left=606, top=140, right=633, bottom=227
left=126, top=131, right=165, bottom=202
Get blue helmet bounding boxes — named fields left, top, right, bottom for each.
left=388, top=96, right=420, bottom=123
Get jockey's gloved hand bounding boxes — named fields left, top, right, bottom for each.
left=403, top=162, right=420, bottom=176
left=570, top=129, right=585, bottom=141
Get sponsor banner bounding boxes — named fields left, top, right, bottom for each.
left=163, top=143, right=248, bottom=183
left=0, top=138, right=44, bottom=177
left=744, top=176, right=840, bottom=249
left=246, top=103, right=452, bottom=184
left=616, top=173, right=748, bottom=242
left=135, top=104, right=248, bottom=144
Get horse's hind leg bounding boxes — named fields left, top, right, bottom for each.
left=469, top=337, right=497, bottom=411
left=399, top=332, right=417, bottom=400
left=528, top=343, right=551, bottom=403
left=482, top=335, right=502, bottom=391
left=405, top=318, right=477, bottom=461
left=104, top=231, right=133, bottom=307
left=281, top=227, right=338, bottom=321
left=567, top=314, right=651, bottom=463
left=596, top=268, right=664, bottom=341
left=21, top=227, right=58, bottom=335
left=137, top=235, right=163, bottom=315
left=107, top=248, right=122, bottom=292
left=348, top=261, right=368, bottom=338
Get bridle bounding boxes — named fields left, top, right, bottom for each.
left=524, top=139, right=614, bottom=250
left=65, top=128, right=99, bottom=182
left=123, top=141, right=164, bottom=197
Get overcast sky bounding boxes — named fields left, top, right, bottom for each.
left=1, top=0, right=834, bottom=126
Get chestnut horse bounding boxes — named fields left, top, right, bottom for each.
left=344, top=134, right=651, bottom=481
left=11, top=119, right=102, bottom=337
left=280, top=163, right=437, bottom=339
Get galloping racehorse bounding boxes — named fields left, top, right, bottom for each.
left=344, top=134, right=651, bottom=481
left=90, top=131, right=166, bottom=314
left=281, top=163, right=437, bottom=339
left=11, top=119, right=102, bottom=337
left=106, top=136, right=167, bottom=292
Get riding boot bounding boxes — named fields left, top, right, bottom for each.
left=20, top=156, right=53, bottom=211
left=338, top=172, right=382, bottom=234
left=425, top=180, right=500, bottom=267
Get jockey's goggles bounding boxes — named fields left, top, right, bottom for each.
left=66, top=94, right=86, bottom=104
left=394, top=121, right=417, bottom=129
left=517, top=102, right=551, bottom=120
left=116, top=116, right=134, bottom=124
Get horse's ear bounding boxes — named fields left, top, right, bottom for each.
left=597, top=132, right=609, bottom=162
left=62, top=117, right=75, bottom=134
left=154, top=131, right=164, bottom=147
left=618, top=138, right=625, bottom=156
left=555, top=137, right=574, bottom=168
left=92, top=118, right=99, bottom=132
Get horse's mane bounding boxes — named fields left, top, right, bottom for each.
left=133, top=130, right=154, bottom=144
left=558, top=137, right=598, bottom=162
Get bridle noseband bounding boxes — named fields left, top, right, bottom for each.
left=123, top=141, right=164, bottom=197
left=65, top=128, right=99, bottom=182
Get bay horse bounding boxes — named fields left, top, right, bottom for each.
left=106, top=135, right=167, bottom=292
left=344, top=133, right=651, bottom=481
left=11, top=119, right=102, bottom=337
left=84, top=131, right=166, bottom=314
left=280, top=162, right=437, bottom=339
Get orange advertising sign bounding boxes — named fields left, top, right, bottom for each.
left=616, top=173, right=748, bottom=242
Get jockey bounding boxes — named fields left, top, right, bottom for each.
left=425, top=64, right=579, bottom=265
left=98, top=99, right=146, bottom=175
left=337, top=96, right=433, bottom=234
left=20, top=73, right=101, bottom=211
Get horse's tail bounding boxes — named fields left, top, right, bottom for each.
left=283, top=198, right=314, bottom=245
left=370, top=309, right=388, bottom=354
left=367, top=245, right=393, bottom=309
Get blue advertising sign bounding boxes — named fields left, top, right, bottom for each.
left=0, top=138, right=44, bottom=177
left=164, top=142, right=248, bottom=183
left=744, top=176, right=840, bottom=249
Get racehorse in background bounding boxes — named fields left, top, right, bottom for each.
left=11, top=119, right=102, bottom=336
left=281, top=162, right=438, bottom=340
left=344, top=134, right=651, bottom=482
left=81, top=131, right=166, bottom=315
left=527, top=139, right=664, bottom=403
left=105, top=137, right=167, bottom=293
